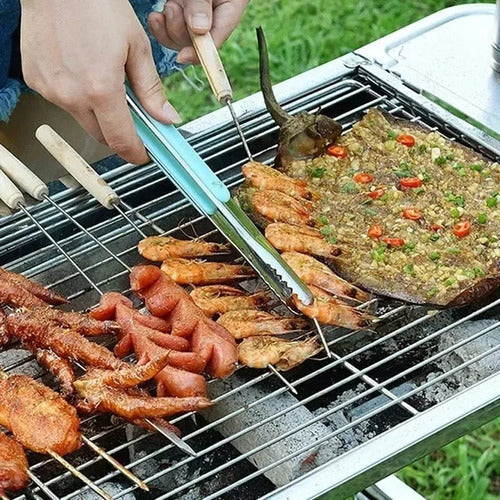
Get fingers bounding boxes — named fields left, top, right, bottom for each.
left=183, top=0, right=213, bottom=35
left=211, top=0, right=247, bottom=48
left=92, top=88, right=149, bottom=165
left=126, top=32, right=182, bottom=124
left=71, top=109, right=105, bottom=145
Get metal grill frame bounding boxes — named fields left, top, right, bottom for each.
left=0, top=52, right=499, bottom=500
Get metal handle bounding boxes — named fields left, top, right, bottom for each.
left=35, top=125, right=120, bottom=209
left=188, top=30, right=233, bottom=103
left=0, top=169, right=25, bottom=209
left=0, top=144, right=48, bottom=201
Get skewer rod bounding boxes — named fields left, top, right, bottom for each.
left=82, top=436, right=149, bottom=491
left=48, top=450, right=112, bottom=500
left=313, top=318, right=332, bottom=358
left=267, top=364, right=298, bottom=395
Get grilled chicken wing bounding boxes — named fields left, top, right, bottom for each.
left=0, top=432, right=29, bottom=495
left=0, top=309, right=10, bottom=347
left=0, top=374, right=81, bottom=455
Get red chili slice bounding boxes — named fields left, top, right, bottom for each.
left=368, top=224, right=383, bottom=239
left=429, top=223, right=444, bottom=231
left=327, top=145, right=348, bottom=158
left=400, top=177, right=423, bottom=188
left=368, top=188, right=385, bottom=199
left=453, top=220, right=471, bottom=238
left=396, top=134, right=415, bottom=147
left=354, top=173, right=374, bottom=184
left=403, top=207, right=421, bottom=221
left=382, top=237, right=405, bottom=247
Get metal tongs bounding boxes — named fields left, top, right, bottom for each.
left=125, top=90, right=313, bottom=308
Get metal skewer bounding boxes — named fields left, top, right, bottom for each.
left=0, top=141, right=199, bottom=456
left=188, top=30, right=253, bottom=162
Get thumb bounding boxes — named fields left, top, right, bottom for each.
left=126, top=37, right=181, bottom=124
left=184, top=0, right=213, bottom=35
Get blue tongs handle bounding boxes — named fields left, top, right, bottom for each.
left=126, top=89, right=228, bottom=216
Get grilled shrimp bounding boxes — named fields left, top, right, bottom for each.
left=238, top=336, right=321, bottom=370
left=138, top=236, right=229, bottom=261
left=217, top=309, right=308, bottom=339
left=252, top=190, right=313, bottom=226
left=265, top=223, right=342, bottom=258
left=242, top=162, right=317, bottom=200
left=160, top=259, right=255, bottom=285
left=190, top=285, right=271, bottom=317
left=282, top=252, right=369, bottom=302
left=293, top=287, right=372, bottom=329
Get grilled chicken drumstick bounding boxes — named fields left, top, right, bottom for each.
left=0, top=432, right=29, bottom=496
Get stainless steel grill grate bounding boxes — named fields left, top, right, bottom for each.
left=1, top=67, right=499, bottom=500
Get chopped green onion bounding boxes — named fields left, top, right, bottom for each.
left=403, top=264, right=415, bottom=275
left=426, top=286, right=439, bottom=298
left=340, top=181, right=358, bottom=194
left=418, top=144, right=427, bottom=154
left=477, top=212, right=487, bottom=224
left=371, top=245, right=387, bottom=263
left=434, top=156, right=447, bottom=165
left=473, top=267, right=486, bottom=277
left=429, top=234, right=440, bottom=242
left=414, top=187, right=425, bottom=195
left=470, top=163, right=483, bottom=172
left=307, top=166, right=326, bottom=178
left=403, top=242, right=416, bottom=254
left=486, top=196, right=497, bottom=208
left=421, top=171, right=431, bottom=182
left=429, top=251, right=441, bottom=261
left=444, top=277, right=457, bottom=286
left=317, top=215, right=329, bottom=225
left=447, top=247, right=460, bottom=255
left=445, top=154, right=455, bottom=161
left=464, top=269, right=476, bottom=279
left=450, top=207, right=460, bottom=219
left=326, top=235, right=338, bottom=244
left=379, top=194, right=389, bottom=202
left=363, top=208, right=377, bottom=217
left=387, top=130, right=398, bottom=139
left=320, top=226, right=332, bottom=237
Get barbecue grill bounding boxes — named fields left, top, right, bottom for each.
left=1, top=4, right=499, bottom=499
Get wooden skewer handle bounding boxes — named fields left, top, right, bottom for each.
left=188, top=30, right=233, bottom=103
left=35, top=125, right=120, bottom=210
left=0, top=169, right=24, bottom=209
left=0, top=144, right=48, bottom=201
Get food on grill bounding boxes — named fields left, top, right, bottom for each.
left=242, top=161, right=317, bottom=200
left=33, top=307, right=119, bottom=336
left=293, top=286, right=373, bottom=328
left=0, top=373, right=81, bottom=455
left=0, top=309, right=10, bottom=347
left=6, top=310, right=125, bottom=370
left=0, top=277, right=50, bottom=309
left=73, top=357, right=211, bottom=420
left=264, top=222, right=342, bottom=259
left=257, top=27, right=342, bottom=169
left=138, top=235, right=229, bottom=261
left=246, top=109, right=500, bottom=305
left=251, top=189, right=314, bottom=227
left=160, top=258, right=255, bottom=285
left=31, top=347, right=76, bottom=398
left=0, top=432, right=29, bottom=495
left=282, top=252, right=369, bottom=303
left=238, top=336, right=321, bottom=371
left=0, top=267, right=67, bottom=305
left=190, top=285, right=271, bottom=317
left=130, top=265, right=238, bottom=379
left=217, top=310, right=308, bottom=339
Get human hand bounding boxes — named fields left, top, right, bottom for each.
left=148, top=0, right=248, bottom=64
left=20, top=0, right=181, bottom=165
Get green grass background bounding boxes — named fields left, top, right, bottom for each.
left=164, top=1, right=499, bottom=498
